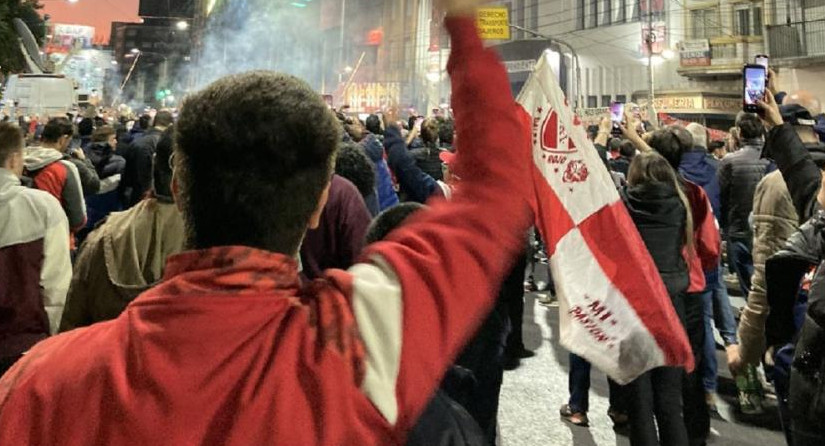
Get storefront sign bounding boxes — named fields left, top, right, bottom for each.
left=641, top=22, right=667, bottom=55
left=680, top=40, right=711, bottom=67
left=504, top=59, right=536, bottom=73
left=477, top=7, right=511, bottom=40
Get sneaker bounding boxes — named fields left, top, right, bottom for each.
left=560, top=404, right=589, bottom=427
left=706, top=392, right=720, bottom=416
left=537, top=293, right=556, bottom=306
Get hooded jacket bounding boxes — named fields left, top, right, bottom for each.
left=411, top=144, right=445, bottom=182
left=24, top=147, right=88, bottom=232
left=59, top=198, right=185, bottom=332
left=0, top=168, right=71, bottom=368
left=621, top=182, right=690, bottom=307
left=679, top=148, right=721, bottom=222
left=718, top=139, right=771, bottom=242
left=85, top=142, right=126, bottom=180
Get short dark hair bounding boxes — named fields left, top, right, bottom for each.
left=365, top=202, right=426, bottom=245
left=154, top=127, right=175, bottom=199
left=153, top=111, right=174, bottom=128
left=41, top=118, right=74, bottom=143
left=648, top=125, right=693, bottom=169
left=138, top=114, right=152, bottom=130
left=736, top=112, right=765, bottom=139
left=708, top=140, right=725, bottom=154
left=365, top=114, right=382, bottom=135
left=175, top=71, right=340, bottom=254
left=438, top=119, right=455, bottom=145
left=92, top=125, right=116, bottom=143
left=78, top=118, right=94, bottom=137
left=619, top=139, right=636, bottom=158
left=335, top=143, right=375, bottom=200
left=0, top=123, right=24, bottom=165
left=421, top=118, right=439, bottom=145
left=586, top=125, right=600, bottom=141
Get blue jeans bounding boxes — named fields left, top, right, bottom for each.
left=728, top=238, right=754, bottom=297
left=568, top=353, right=592, bottom=413
left=702, top=264, right=739, bottom=392
left=568, top=353, right=627, bottom=414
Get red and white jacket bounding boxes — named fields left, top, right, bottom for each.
left=0, top=168, right=71, bottom=362
left=0, top=17, right=533, bottom=445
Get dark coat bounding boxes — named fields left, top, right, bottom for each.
left=119, top=128, right=163, bottom=208
left=411, top=144, right=444, bottom=182
left=621, top=182, right=690, bottom=310
left=85, top=142, right=126, bottom=179
left=718, top=140, right=771, bottom=241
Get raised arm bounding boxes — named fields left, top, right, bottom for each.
left=342, top=10, right=533, bottom=433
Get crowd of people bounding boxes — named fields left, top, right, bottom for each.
left=1, top=0, right=825, bottom=445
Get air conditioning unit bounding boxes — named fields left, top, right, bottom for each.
left=769, top=25, right=803, bottom=58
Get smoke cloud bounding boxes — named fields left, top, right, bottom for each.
left=193, top=0, right=325, bottom=91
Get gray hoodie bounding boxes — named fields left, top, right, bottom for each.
left=23, top=147, right=88, bottom=231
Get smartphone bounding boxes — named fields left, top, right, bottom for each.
left=755, top=54, right=769, bottom=69
left=610, top=102, right=625, bottom=136
left=743, top=64, right=767, bottom=113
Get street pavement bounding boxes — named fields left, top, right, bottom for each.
left=496, top=291, right=787, bottom=446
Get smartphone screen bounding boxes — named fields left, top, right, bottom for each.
left=743, top=65, right=767, bottom=112
left=610, top=102, right=625, bottom=123
left=755, top=55, right=769, bottom=69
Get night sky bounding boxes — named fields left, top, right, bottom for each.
left=42, top=0, right=141, bottom=44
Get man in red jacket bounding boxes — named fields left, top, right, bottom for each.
left=0, top=1, right=533, bottom=444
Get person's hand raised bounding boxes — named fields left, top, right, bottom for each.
left=756, top=89, right=783, bottom=129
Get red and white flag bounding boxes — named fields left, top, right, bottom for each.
left=517, top=52, right=694, bottom=384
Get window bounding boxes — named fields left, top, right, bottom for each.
left=602, top=0, right=612, bottom=25
left=588, top=95, right=598, bottom=108
left=616, top=94, right=627, bottom=103
left=734, top=3, right=763, bottom=36
left=601, top=95, right=612, bottom=107
left=578, top=0, right=587, bottom=30
left=691, top=8, right=721, bottom=39
left=590, top=0, right=598, bottom=28
left=619, top=0, right=627, bottom=23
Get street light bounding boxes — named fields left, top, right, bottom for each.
left=176, top=21, right=189, bottom=31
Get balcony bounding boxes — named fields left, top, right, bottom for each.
left=768, top=19, right=825, bottom=65
left=677, top=36, right=765, bottom=79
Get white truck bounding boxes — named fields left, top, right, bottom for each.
left=2, top=74, right=76, bottom=117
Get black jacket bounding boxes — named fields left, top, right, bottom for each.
left=410, top=144, right=444, bottom=182
left=621, top=182, right=690, bottom=310
left=120, top=128, right=163, bottom=208
left=609, top=156, right=632, bottom=177
left=718, top=140, right=771, bottom=241
left=85, top=142, right=126, bottom=179
left=764, top=123, right=825, bottom=224
left=64, top=154, right=100, bottom=197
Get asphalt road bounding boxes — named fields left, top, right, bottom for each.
left=496, top=291, right=787, bottom=446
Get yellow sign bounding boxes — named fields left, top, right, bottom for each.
left=477, top=7, right=511, bottom=40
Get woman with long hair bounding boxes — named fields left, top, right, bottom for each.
left=621, top=151, right=693, bottom=446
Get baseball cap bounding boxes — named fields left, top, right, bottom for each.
left=780, top=104, right=818, bottom=127
left=439, top=150, right=456, bottom=166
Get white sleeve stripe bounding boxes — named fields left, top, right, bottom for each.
left=40, top=215, right=71, bottom=335
left=348, top=257, right=403, bottom=425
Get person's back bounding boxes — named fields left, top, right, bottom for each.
left=621, top=153, right=690, bottom=301
left=0, top=8, right=535, bottom=445
left=120, top=112, right=173, bottom=208
left=718, top=113, right=771, bottom=242
left=680, top=123, right=721, bottom=221
left=60, top=198, right=184, bottom=331
left=0, top=123, right=71, bottom=374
